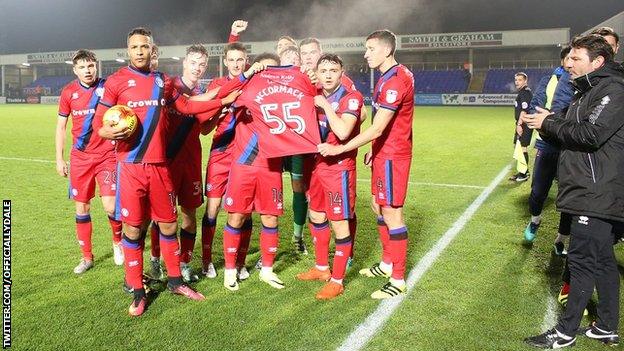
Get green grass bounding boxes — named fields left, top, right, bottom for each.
left=1, top=104, right=623, bottom=350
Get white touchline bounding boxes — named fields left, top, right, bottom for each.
left=541, top=295, right=558, bottom=332
left=337, top=164, right=511, bottom=351
left=0, top=156, right=54, bottom=163
left=281, top=172, right=486, bottom=190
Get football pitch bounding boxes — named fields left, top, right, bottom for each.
left=2, top=104, right=623, bottom=350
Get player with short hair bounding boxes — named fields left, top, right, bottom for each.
left=319, top=29, right=414, bottom=299
left=219, top=53, right=283, bottom=291
left=299, top=37, right=367, bottom=266
left=56, top=49, right=124, bottom=274
left=161, top=43, right=213, bottom=283
left=276, top=36, right=297, bottom=55
left=94, top=27, right=242, bottom=316
left=296, top=53, right=363, bottom=299
left=200, top=41, right=253, bottom=281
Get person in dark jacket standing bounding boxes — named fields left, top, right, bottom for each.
left=522, top=46, right=574, bottom=245
left=510, top=72, right=533, bottom=182
left=522, top=34, right=624, bottom=349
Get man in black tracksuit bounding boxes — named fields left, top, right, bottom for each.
left=523, top=34, right=624, bottom=349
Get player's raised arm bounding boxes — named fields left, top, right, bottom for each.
left=229, top=20, right=248, bottom=43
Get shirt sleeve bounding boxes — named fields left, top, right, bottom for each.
left=337, top=91, right=363, bottom=119
left=520, top=90, right=532, bottom=112
left=58, top=88, right=71, bottom=117
left=377, top=77, right=406, bottom=112
left=99, top=77, right=118, bottom=107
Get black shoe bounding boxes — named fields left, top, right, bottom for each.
left=515, top=172, right=530, bottom=182
left=553, top=242, right=567, bottom=257
left=524, top=328, right=576, bottom=349
left=580, top=322, right=619, bottom=346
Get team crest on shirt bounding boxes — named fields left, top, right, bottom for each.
left=331, top=101, right=340, bottom=111
left=348, top=98, right=359, bottom=111
left=385, top=90, right=398, bottom=104
left=71, top=93, right=79, bottom=100
left=128, top=79, right=136, bottom=87
left=155, top=76, right=164, bottom=88
left=95, top=87, right=104, bottom=98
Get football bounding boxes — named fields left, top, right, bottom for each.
left=102, top=105, right=138, bottom=137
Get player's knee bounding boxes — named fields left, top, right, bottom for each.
left=308, top=210, right=326, bottom=224
left=380, top=207, right=405, bottom=228
left=158, top=221, right=177, bottom=236
left=260, top=215, right=278, bottom=228
left=205, top=198, right=221, bottom=218
left=123, top=224, right=141, bottom=240
left=75, top=201, right=90, bottom=215
left=330, top=220, right=349, bottom=239
left=227, top=213, right=247, bottom=228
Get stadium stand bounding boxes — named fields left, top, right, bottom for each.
left=482, top=68, right=552, bottom=93
left=23, top=75, right=74, bottom=96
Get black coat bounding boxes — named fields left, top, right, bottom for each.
left=540, top=62, right=624, bottom=221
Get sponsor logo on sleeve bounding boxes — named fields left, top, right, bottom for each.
left=348, top=98, right=359, bottom=111
left=385, top=90, right=398, bottom=104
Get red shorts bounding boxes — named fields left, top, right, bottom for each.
left=205, top=150, right=232, bottom=198
left=223, top=162, right=283, bottom=216
left=371, top=157, right=412, bottom=207
left=68, top=149, right=116, bottom=203
left=115, top=162, right=177, bottom=226
left=169, top=156, right=203, bottom=209
left=308, top=167, right=356, bottom=221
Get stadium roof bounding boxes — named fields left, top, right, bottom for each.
left=0, top=0, right=622, bottom=54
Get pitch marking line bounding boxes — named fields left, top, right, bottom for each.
left=541, top=294, right=558, bottom=332
left=337, top=164, right=511, bottom=351
left=0, top=156, right=487, bottom=190
left=0, top=156, right=55, bottom=163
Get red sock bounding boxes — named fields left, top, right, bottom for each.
left=561, top=281, right=570, bottom=295
left=76, top=214, right=93, bottom=261
left=108, top=215, right=122, bottom=244
left=150, top=222, right=160, bottom=259
left=388, top=227, right=408, bottom=280
left=179, top=228, right=196, bottom=264
left=122, top=234, right=144, bottom=290
left=159, top=230, right=181, bottom=278
left=348, top=214, right=357, bottom=259
left=223, top=224, right=241, bottom=269
left=236, top=219, right=252, bottom=268
left=377, top=216, right=391, bottom=264
left=201, top=215, right=216, bottom=265
left=332, top=236, right=353, bottom=281
left=310, top=221, right=330, bottom=267
left=260, top=225, right=279, bottom=267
